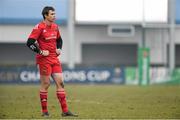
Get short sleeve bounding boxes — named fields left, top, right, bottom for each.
left=28, top=24, right=42, bottom=40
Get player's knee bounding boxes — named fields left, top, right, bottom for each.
left=60, top=82, right=64, bottom=88
left=43, top=81, right=50, bottom=89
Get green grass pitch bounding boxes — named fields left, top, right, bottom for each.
left=0, top=84, right=180, bottom=119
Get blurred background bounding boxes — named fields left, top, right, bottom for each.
left=0, top=0, right=180, bottom=85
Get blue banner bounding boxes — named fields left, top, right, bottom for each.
left=0, top=66, right=125, bottom=84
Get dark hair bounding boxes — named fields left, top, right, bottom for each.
left=42, top=6, right=55, bottom=19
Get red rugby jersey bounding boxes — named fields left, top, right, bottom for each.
left=28, top=21, right=61, bottom=63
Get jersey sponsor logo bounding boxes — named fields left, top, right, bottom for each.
left=45, top=36, right=57, bottom=40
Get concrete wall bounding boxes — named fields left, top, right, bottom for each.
left=0, top=25, right=180, bottom=65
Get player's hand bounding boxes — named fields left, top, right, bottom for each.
left=41, top=50, right=49, bottom=56
left=56, top=49, right=61, bottom=56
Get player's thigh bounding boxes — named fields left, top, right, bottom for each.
left=52, top=60, right=62, bottom=73
left=38, top=64, right=52, bottom=84
left=38, top=63, right=52, bottom=75
left=40, top=75, right=51, bottom=85
left=52, top=73, right=63, bottom=84
left=52, top=73, right=64, bottom=89
left=51, top=62, right=63, bottom=84
left=52, top=70, right=63, bottom=84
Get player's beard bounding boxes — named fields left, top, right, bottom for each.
left=48, top=19, right=54, bottom=23
left=46, top=17, right=55, bottom=23
left=44, top=17, right=56, bottom=25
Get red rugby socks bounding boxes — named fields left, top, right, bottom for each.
left=40, top=91, right=48, bottom=113
left=56, top=89, right=68, bottom=113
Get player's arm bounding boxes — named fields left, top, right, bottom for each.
left=56, top=27, right=63, bottom=50
left=27, top=24, right=49, bottom=56
left=56, top=27, right=63, bottom=56
left=27, top=24, right=42, bottom=54
left=26, top=38, right=42, bottom=54
left=56, top=36, right=63, bottom=50
left=56, top=36, right=63, bottom=56
left=26, top=38, right=49, bottom=56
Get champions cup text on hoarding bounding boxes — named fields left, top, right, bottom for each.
left=20, top=70, right=111, bottom=83
left=20, top=71, right=40, bottom=82
left=87, top=70, right=110, bottom=82
left=0, top=67, right=125, bottom=84
left=63, top=70, right=111, bottom=82
left=63, top=71, right=86, bottom=82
